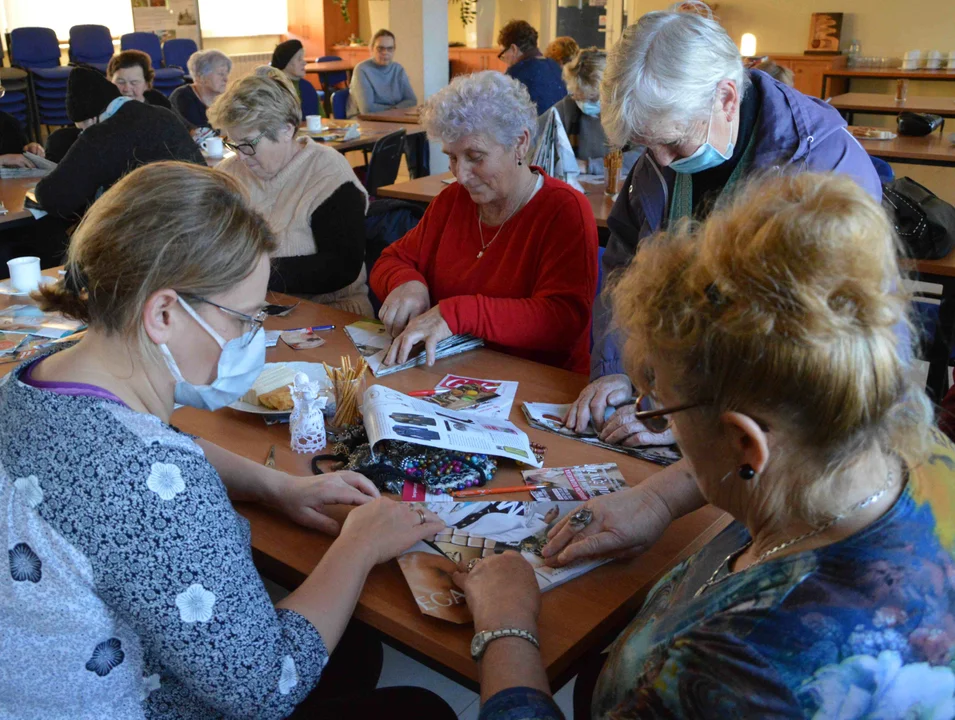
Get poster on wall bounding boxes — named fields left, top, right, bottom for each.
left=130, top=0, right=202, bottom=47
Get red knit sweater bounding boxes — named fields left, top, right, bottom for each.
left=370, top=172, right=598, bottom=374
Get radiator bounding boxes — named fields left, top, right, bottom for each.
left=228, top=52, right=273, bottom=80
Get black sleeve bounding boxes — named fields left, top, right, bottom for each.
left=170, top=86, right=209, bottom=130
left=0, top=111, right=28, bottom=155
left=43, top=127, right=81, bottom=163
left=145, top=89, right=173, bottom=110
left=269, top=183, right=367, bottom=296
left=34, top=129, right=115, bottom=221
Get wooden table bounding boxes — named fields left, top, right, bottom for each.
left=830, top=93, right=955, bottom=126
left=377, top=172, right=616, bottom=231
left=358, top=107, right=422, bottom=124
left=162, top=299, right=729, bottom=689
left=305, top=60, right=354, bottom=75
left=823, top=68, right=955, bottom=98
left=0, top=176, right=39, bottom=227
left=857, top=133, right=955, bottom=167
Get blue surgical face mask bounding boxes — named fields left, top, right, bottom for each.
left=669, top=107, right=734, bottom=174
left=159, top=297, right=265, bottom=411
left=575, top=99, right=601, bottom=117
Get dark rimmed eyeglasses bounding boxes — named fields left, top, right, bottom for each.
left=497, top=48, right=509, bottom=60
left=634, top=394, right=704, bottom=434
left=180, top=293, right=267, bottom=347
left=223, top=129, right=268, bottom=156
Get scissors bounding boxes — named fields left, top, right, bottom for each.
left=264, top=445, right=276, bottom=469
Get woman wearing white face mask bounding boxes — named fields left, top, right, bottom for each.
left=553, top=48, right=641, bottom=175
left=0, top=162, right=455, bottom=718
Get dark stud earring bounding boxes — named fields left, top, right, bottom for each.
left=738, top=464, right=756, bottom=480
left=517, top=158, right=522, bottom=166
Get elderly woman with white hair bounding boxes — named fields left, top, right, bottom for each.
left=369, top=71, right=598, bottom=373
left=567, top=8, right=881, bottom=447
left=169, top=49, right=232, bottom=133
left=208, top=72, right=372, bottom=315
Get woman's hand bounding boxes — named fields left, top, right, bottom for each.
left=542, top=484, right=673, bottom=567
left=0, top=153, right=34, bottom=168
left=272, top=471, right=380, bottom=535
left=564, top=373, right=633, bottom=434
left=452, top=551, right=541, bottom=633
left=339, top=499, right=445, bottom=565
left=597, top=404, right=674, bottom=447
left=22, top=143, right=45, bottom=158
left=382, top=305, right=452, bottom=366
left=379, top=280, right=430, bottom=337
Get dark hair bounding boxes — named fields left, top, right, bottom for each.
left=107, top=50, right=155, bottom=85
left=372, top=29, right=396, bottom=47
left=497, top=20, right=538, bottom=53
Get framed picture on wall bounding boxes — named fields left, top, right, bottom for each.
left=806, top=12, right=843, bottom=55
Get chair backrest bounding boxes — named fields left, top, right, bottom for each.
left=317, top=55, right=342, bottom=62
left=69, top=25, right=113, bottom=65
left=365, top=128, right=407, bottom=196
left=331, top=88, right=350, bottom=120
left=120, top=32, right=162, bottom=68
left=365, top=198, right=426, bottom=313
left=11, top=27, right=61, bottom=69
left=163, top=38, right=198, bottom=72
left=316, top=55, right=348, bottom=87
left=298, top=78, right=319, bottom=117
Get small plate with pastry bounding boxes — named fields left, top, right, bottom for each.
left=229, top=362, right=330, bottom=415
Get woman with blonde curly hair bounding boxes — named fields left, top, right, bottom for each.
left=455, top=173, right=955, bottom=719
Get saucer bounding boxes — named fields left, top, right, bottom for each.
left=0, top=275, right=55, bottom=296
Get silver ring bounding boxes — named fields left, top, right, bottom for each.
left=467, top=558, right=481, bottom=572
left=415, top=508, right=427, bottom=526
left=569, top=508, right=594, bottom=531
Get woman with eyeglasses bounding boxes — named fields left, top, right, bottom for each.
left=457, top=173, right=955, bottom=719
left=348, top=29, right=417, bottom=117
left=0, top=161, right=456, bottom=718
left=208, top=72, right=373, bottom=316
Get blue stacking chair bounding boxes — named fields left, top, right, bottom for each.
left=121, top=32, right=184, bottom=95
left=331, top=88, right=350, bottom=120
left=69, top=24, right=114, bottom=73
left=10, top=27, right=72, bottom=131
left=298, top=78, right=320, bottom=118
left=162, top=38, right=197, bottom=72
left=316, top=54, right=347, bottom=114
left=0, top=41, right=32, bottom=139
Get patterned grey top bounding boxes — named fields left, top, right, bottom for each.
left=0, top=355, right=328, bottom=719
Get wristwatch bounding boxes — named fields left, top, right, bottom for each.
left=470, top=628, right=540, bottom=661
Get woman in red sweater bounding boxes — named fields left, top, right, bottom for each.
left=370, top=71, right=598, bottom=374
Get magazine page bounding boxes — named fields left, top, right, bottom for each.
left=0, top=304, right=86, bottom=339
left=397, top=500, right=606, bottom=623
left=521, top=401, right=682, bottom=467
left=344, top=320, right=483, bottom=377
left=423, top=374, right=518, bottom=420
left=362, top=385, right=542, bottom=467
left=521, top=463, right=627, bottom=501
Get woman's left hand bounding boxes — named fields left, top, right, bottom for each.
left=383, top=305, right=452, bottom=366
left=23, top=143, right=45, bottom=158
left=272, top=471, right=381, bottom=535
left=453, top=551, right=541, bottom=633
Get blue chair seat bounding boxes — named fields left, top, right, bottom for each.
left=154, top=67, right=184, bottom=81
left=30, top=67, right=72, bottom=82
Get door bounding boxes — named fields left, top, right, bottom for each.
left=556, top=0, right=608, bottom=49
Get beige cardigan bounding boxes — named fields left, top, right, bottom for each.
left=218, top=137, right=373, bottom=316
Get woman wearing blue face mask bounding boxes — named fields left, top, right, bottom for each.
left=553, top=48, right=642, bottom=176
left=569, top=7, right=882, bottom=450
left=0, top=162, right=456, bottom=719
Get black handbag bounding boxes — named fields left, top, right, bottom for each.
left=882, top=177, right=955, bottom=260
left=896, top=112, right=943, bottom=137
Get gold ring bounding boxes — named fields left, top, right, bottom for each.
left=415, top=508, right=427, bottom=526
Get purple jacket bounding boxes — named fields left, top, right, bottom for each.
left=591, top=70, right=882, bottom=380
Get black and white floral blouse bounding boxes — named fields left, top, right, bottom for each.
left=0, top=356, right=329, bottom=718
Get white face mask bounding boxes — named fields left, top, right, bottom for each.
left=159, top=297, right=265, bottom=411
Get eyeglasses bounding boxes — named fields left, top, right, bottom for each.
left=497, top=48, right=508, bottom=60
left=633, top=394, right=704, bottom=434
left=375, top=44, right=395, bottom=52
left=180, top=293, right=267, bottom=347
left=223, top=129, right=268, bottom=156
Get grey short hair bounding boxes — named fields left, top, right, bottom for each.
left=420, top=71, right=537, bottom=150
left=601, top=10, right=747, bottom=147
left=563, top=48, right=606, bottom=100
left=187, top=49, right=233, bottom=79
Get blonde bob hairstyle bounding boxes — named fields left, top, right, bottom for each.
left=611, top=173, right=932, bottom=523
left=207, top=71, right=302, bottom=141
left=38, top=161, right=276, bottom=336
left=563, top=47, right=607, bottom=101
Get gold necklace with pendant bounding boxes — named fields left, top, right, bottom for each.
left=476, top=173, right=537, bottom=259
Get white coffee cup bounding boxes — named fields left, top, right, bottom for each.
left=902, top=49, right=922, bottom=70
left=201, top=136, right=224, bottom=157
left=926, top=50, right=943, bottom=70
left=7, top=256, right=41, bottom=293
left=306, top=115, right=324, bottom=133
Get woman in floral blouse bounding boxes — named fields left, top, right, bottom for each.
left=459, top=173, right=955, bottom=719
left=0, top=162, right=454, bottom=719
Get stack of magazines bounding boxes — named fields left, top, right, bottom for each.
left=0, top=304, right=86, bottom=364
left=344, top=319, right=483, bottom=377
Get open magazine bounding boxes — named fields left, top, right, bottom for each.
left=0, top=152, right=56, bottom=179
left=397, top=500, right=606, bottom=623
left=522, top=401, right=681, bottom=467
left=422, top=374, right=518, bottom=420
left=344, top=320, right=483, bottom=377
left=521, top=463, right=627, bottom=501
left=362, top=385, right=542, bottom=467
